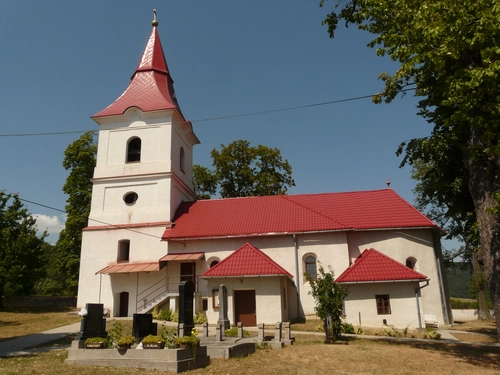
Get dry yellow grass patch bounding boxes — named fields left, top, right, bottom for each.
left=0, top=307, right=80, bottom=342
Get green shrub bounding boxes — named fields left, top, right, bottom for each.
left=224, top=327, right=251, bottom=337
left=152, top=306, right=174, bottom=321
left=194, top=312, right=208, bottom=324
left=141, top=334, right=166, bottom=344
left=355, top=325, right=363, bottom=335
left=85, top=337, right=110, bottom=347
left=117, top=334, right=136, bottom=347
left=341, top=322, right=355, bottom=334
left=422, top=328, right=441, bottom=340
left=107, top=321, right=123, bottom=348
left=449, top=298, right=493, bottom=309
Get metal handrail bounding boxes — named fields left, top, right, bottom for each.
left=135, top=275, right=199, bottom=312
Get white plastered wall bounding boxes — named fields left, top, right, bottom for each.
left=76, top=225, right=167, bottom=316
left=203, top=276, right=285, bottom=325
left=342, top=282, right=423, bottom=329
left=345, top=229, right=448, bottom=326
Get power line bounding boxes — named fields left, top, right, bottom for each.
left=0, top=88, right=415, bottom=138
left=17, top=196, right=163, bottom=240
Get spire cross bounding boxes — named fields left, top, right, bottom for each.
left=152, top=9, right=158, bottom=27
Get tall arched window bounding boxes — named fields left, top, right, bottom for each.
left=180, top=147, right=185, bottom=172
left=305, top=256, right=317, bottom=280
left=126, top=137, right=141, bottom=163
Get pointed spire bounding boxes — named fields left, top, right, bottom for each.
left=92, top=11, right=182, bottom=118
left=152, top=9, right=158, bottom=27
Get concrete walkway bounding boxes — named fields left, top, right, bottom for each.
left=0, top=322, right=497, bottom=357
left=0, top=322, right=81, bottom=357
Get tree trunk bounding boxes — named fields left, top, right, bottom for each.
left=471, top=251, right=493, bottom=320
left=467, top=126, right=500, bottom=342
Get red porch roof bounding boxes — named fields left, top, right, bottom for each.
left=96, top=262, right=161, bottom=275
left=336, top=248, right=427, bottom=283
left=201, top=243, right=293, bottom=278
left=162, top=189, right=440, bottom=240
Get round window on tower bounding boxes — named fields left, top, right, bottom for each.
left=123, top=192, right=139, bottom=205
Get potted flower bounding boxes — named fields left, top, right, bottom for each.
left=173, top=335, right=200, bottom=349
left=141, top=334, right=166, bottom=349
left=174, top=330, right=200, bottom=359
left=84, top=337, right=109, bottom=349
left=117, top=334, right=136, bottom=350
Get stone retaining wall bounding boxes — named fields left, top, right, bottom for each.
left=452, top=309, right=495, bottom=321
left=3, top=296, right=76, bottom=309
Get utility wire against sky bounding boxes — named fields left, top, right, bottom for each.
left=0, top=89, right=416, bottom=138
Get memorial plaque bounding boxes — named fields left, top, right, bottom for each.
left=178, top=280, right=195, bottom=336
left=80, top=303, right=107, bottom=339
left=132, top=313, right=157, bottom=340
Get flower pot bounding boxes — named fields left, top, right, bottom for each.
left=118, top=345, right=132, bottom=350
left=85, top=343, right=105, bottom=349
left=143, top=343, right=165, bottom=349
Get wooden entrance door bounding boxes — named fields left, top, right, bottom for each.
left=234, top=290, right=256, bottom=326
left=119, top=291, right=129, bottom=317
left=180, top=263, right=196, bottom=284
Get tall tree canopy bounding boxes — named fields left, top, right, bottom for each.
left=193, top=140, right=295, bottom=199
left=406, top=140, right=491, bottom=319
left=320, top=0, right=500, bottom=339
left=0, top=192, right=47, bottom=307
left=54, top=131, right=97, bottom=296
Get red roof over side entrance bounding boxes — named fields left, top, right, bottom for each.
left=336, top=248, right=427, bottom=283
left=201, top=243, right=293, bottom=278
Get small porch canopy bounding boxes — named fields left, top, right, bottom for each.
left=96, top=262, right=161, bottom=275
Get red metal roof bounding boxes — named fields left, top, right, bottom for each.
left=200, top=243, right=293, bottom=278
left=159, top=252, right=205, bottom=261
left=162, top=189, right=439, bottom=240
left=96, top=262, right=160, bottom=275
left=92, top=26, right=182, bottom=118
left=336, top=248, right=427, bottom=283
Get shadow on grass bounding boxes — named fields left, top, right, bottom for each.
left=350, top=337, right=500, bottom=369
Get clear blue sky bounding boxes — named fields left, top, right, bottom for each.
left=0, top=1, right=458, bottom=250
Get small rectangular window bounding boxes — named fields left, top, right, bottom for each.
left=118, top=240, right=130, bottom=262
left=376, top=294, right=391, bottom=315
left=212, top=289, right=219, bottom=309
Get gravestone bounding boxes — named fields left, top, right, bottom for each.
left=217, top=284, right=230, bottom=331
left=178, top=280, right=195, bottom=336
left=79, top=303, right=107, bottom=339
left=324, top=314, right=334, bottom=344
left=132, top=313, right=157, bottom=340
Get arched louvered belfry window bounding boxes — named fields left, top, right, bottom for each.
left=126, top=137, right=141, bottom=163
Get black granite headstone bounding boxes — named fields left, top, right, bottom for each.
left=79, top=303, right=107, bottom=339
left=178, top=280, right=195, bottom=336
left=132, top=313, right=157, bottom=340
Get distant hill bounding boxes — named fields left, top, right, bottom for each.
left=446, top=263, right=473, bottom=299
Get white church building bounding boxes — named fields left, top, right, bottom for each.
left=76, top=17, right=453, bottom=329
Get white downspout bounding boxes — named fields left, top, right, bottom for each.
left=293, top=234, right=301, bottom=318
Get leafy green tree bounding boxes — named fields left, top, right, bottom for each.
left=305, top=264, right=349, bottom=342
left=0, top=192, right=47, bottom=307
left=193, top=140, right=295, bottom=199
left=54, top=131, right=97, bottom=296
left=320, top=0, right=500, bottom=340
left=408, top=150, right=492, bottom=319
left=192, top=165, right=217, bottom=200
